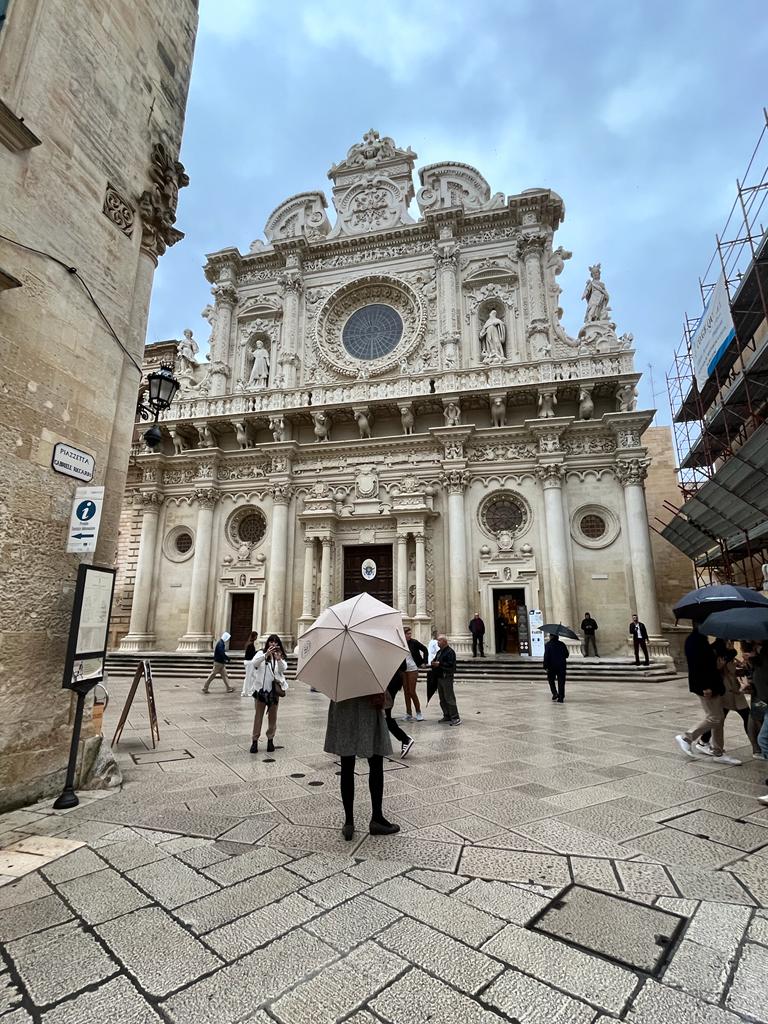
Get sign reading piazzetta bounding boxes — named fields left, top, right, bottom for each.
left=690, top=272, right=737, bottom=388
left=52, top=442, right=95, bottom=482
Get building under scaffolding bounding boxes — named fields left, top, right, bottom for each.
left=663, top=111, right=768, bottom=588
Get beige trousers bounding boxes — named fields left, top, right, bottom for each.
left=685, top=694, right=724, bottom=756
left=253, top=700, right=279, bottom=740
left=203, top=664, right=231, bottom=691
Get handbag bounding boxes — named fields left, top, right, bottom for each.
left=266, top=660, right=286, bottom=698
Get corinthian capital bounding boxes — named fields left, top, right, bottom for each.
left=138, top=490, right=164, bottom=509
left=518, top=232, right=548, bottom=258
left=271, top=483, right=294, bottom=505
left=615, top=458, right=650, bottom=486
left=212, top=282, right=238, bottom=307
left=194, top=488, right=219, bottom=509
left=535, top=463, right=566, bottom=489
left=441, top=469, right=468, bottom=494
left=279, top=270, right=304, bottom=295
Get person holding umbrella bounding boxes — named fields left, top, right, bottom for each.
left=543, top=631, right=569, bottom=703
left=675, top=622, right=741, bottom=765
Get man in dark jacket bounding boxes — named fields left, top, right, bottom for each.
left=629, top=614, right=649, bottom=666
left=431, top=634, right=460, bottom=725
left=675, top=623, right=740, bottom=765
left=581, top=613, right=598, bottom=657
left=468, top=613, right=485, bottom=658
left=543, top=633, right=569, bottom=703
left=202, top=632, right=235, bottom=693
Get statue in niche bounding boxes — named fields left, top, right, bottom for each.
left=479, top=309, right=506, bottom=363
left=538, top=391, right=557, bottom=418
left=578, top=387, right=594, bottom=421
left=400, top=406, right=414, bottom=435
left=176, top=329, right=199, bottom=372
left=443, top=401, right=461, bottom=426
left=582, top=264, right=611, bottom=323
left=355, top=410, right=373, bottom=439
left=616, top=383, right=638, bottom=413
left=248, top=339, right=270, bottom=388
left=312, top=411, right=331, bottom=442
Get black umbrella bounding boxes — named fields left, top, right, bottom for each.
left=426, top=671, right=439, bottom=705
left=673, top=584, right=768, bottom=622
left=700, top=607, right=768, bottom=641
left=539, top=623, right=580, bottom=640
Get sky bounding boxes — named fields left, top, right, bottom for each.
left=147, top=0, right=767, bottom=422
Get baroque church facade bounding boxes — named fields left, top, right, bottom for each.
left=116, top=130, right=669, bottom=659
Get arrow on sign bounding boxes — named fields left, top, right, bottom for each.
left=72, top=533, right=95, bottom=539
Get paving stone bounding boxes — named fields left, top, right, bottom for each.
left=471, top=830, right=559, bottom=854
left=304, top=893, right=401, bottom=951
left=284, top=852, right=355, bottom=882
left=668, top=866, right=755, bottom=904
left=97, top=838, right=169, bottom=872
left=726, top=941, right=768, bottom=1022
left=0, top=892, right=73, bottom=942
left=187, top=790, right=276, bottom=818
left=457, top=793, right=554, bottom=829
left=627, top=977, right=746, bottom=1023
left=355, top=832, right=461, bottom=870
left=663, top=938, right=733, bottom=1002
left=616, top=860, right=676, bottom=895
left=369, top=876, right=503, bottom=945
left=175, top=866, right=304, bottom=933
left=0, top=1009, right=32, bottom=1024
left=514, top=819, right=638, bottom=859
left=656, top=896, right=698, bottom=916
left=406, top=868, right=467, bottom=893
left=126, top=856, right=219, bottom=909
left=0, top=872, right=52, bottom=911
left=459, top=846, right=571, bottom=887
left=569, top=856, right=621, bottom=890
left=345, top=858, right=410, bottom=883
left=270, top=940, right=405, bottom=1024
left=726, top=861, right=768, bottom=906
left=371, top=968, right=505, bottom=1023
left=482, top=924, right=638, bottom=1015
left=443, top=814, right=505, bottom=842
left=748, top=910, right=768, bottom=946
left=302, top=871, right=368, bottom=908
left=691, top=791, right=768, bottom=820
left=556, top=798, right=662, bottom=842
left=161, top=928, right=337, bottom=1024
left=260, top=822, right=365, bottom=856
left=217, top=814, right=282, bottom=845
left=482, top=968, right=597, bottom=1024
left=5, top=835, right=84, bottom=860
left=686, top=901, right=752, bottom=955
left=128, top=809, right=242, bottom=839
left=200, top=845, right=291, bottom=885
left=176, top=843, right=231, bottom=869
left=5, top=920, right=118, bottom=1007
left=378, top=917, right=503, bottom=994
left=40, top=975, right=164, bottom=1023
left=56, top=866, right=151, bottom=925
left=455, top=878, right=549, bottom=924
left=95, top=906, right=222, bottom=997
left=0, top=971, right=23, bottom=1015
left=205, top=891, right=321, bottom=960
left=629, top=827, right=736, bottom=868
left=665, top=809, right=768, bottom=852
left=611, top=775, right=718, bottom=809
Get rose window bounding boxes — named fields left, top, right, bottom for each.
left=479, top=492, right=529, bottom=538
left=342, top=304, right=404, bottom=360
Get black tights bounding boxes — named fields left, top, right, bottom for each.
left=340, top=755, right=385, bottom=825
left=701, top=706, right=750, bottom=745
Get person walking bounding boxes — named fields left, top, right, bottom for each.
left=402, top=626, right=428, bottom=722
left=385, top=665, right=415, bottom=757
left=241, top=630, right=258, bottom=697
left=202, top=632, right=235, bottom=693
left=496, top=616, right=508, bottom=653
left=543, top=632, right=569, bottom=703
left=581, top=612, right=599, bottom=658
left=696, top=646, right=760, bottom=757
left=469, top=612, right=486, bottom=658
left=629, top=614, right=650, bottom=667
left=744, top=641, right=768, bottom=760
left=249, top=634, right=288, bottom=753
left=675, top=623, right=741, bottom=765
left=431, top=634, right=460, bottom=725
left=324, top=693, right=401, bottom=840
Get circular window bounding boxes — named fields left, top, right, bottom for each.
left=163, top=525, right=195, bottom=563
left=479, top=492, right=530, bottom=539
left=342, top=304, right=403, bottom=360
left=226, top=506, right=268, bottom=550
left=175, top=531, right=193, bottom=554
left=571, top=504, right=619, bottom=549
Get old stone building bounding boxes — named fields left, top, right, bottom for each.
left=0, top=0, right=197, bottom=809
left=116, top=130, right=675, bottom=661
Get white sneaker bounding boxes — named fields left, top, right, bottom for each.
left=712, top=754, right=742, bottom=766
left=415, top=712, right=424, bottom=721
left=401, top=714, right=414, bottom=722
left=675, top=734, right=693, bottom=757
left=757, top=794, right=768, bottom=805
left=752, top=752, right=766, bottom=760
left=694, top=742, right=714, bottom=757
left=401, top=738, right=415, bottom=759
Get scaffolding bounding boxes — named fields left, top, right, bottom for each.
left=663, top=109, right=768, bottom=587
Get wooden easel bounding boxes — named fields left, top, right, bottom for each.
left=111, top=659, right=160, bottom=748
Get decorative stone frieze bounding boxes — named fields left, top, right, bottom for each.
left=137, top=142, right=189, bottom=262
left=103, top=183, right=134, bottom=237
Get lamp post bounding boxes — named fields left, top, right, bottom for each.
left=137, top=363, right=180, bottom=448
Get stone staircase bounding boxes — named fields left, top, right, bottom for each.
left=105, top=652, right=677, bottom=684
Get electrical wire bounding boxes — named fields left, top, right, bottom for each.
left=0, top=231, right=144, bottom=377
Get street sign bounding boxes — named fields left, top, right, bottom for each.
left=51, top=442, right=95, bottom=483
left=66, top=486, right=105, bottom=553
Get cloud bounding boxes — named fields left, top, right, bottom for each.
left=198, top=0, right=264, bottom=40
left=600, top=58, right=699, bottom=136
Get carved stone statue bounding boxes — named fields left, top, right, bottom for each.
left=355, top=410, right=373, bottom=439
left=616, top=383, right=638, bottom=413
left=582, top=264, right=611, bottom=323
left=490, top=396, right=506, bottom=427
left=400, top=406, right=414, bottom=435
left=248, top=339, right=270, bottom=388
left=618, top=332, right=634, bottom=350
left=443, top=402, right=461, bottom=426
left=176, top=328, right=199, bottom=372
left=233, top=420, right=250, bottom=450
left=578, top=387, right=594, bottom=421
left=538, top=391, right=557, bottom=418
left=312, top=411, right=331, bottom=442
left=399, top=357, right=408, bottom=375
left=269, top=416, right=286, bottom=442
left=169, top=426, right=188, bottom=454
left=479, top=309, right=506, bottom=363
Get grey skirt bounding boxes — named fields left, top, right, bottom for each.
left=324, top=696, right=393, bottom=759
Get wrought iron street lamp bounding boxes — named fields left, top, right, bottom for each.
left=137, top=363, right=180, bottom=448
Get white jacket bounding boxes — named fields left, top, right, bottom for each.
left=244, top=651, right=288, bottom=697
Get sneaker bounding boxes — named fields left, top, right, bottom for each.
left=694, top=742, right=714, bottom=757
left=551, top=694, right=558, bottom=701
left=415, top=712, right=424, bottom=721
left=439, top=717, right=451, bottom=723
left=449, top=717, right=462, bottom=726
left=401, top=714, right=414, bottom=722
left=712, top=753, right=742, bottom=766
left=249, top=740, right=258, bottom=753
left=757, top=794, right=768, bottom=806
left=675, top=734, right=693, bottom=757
left=752, top=752, right=766, bottom=760
left=401, top=738, right=415, bottom=759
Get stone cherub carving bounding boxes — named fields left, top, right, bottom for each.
left=355, top=409, right=373, bottom=439
left=176, top=328, right=199, bottom=372
left=582, top=264, right=611, bottom=323
left=443, top=402, right=461, bottom=426
left=269, top=416, right=286, bottom=442
left=248, top=339, right=270, bottom=388
left=479, top=309, right=506, bottom=363
left=616, top=383, right=638, bottom=413
left=312, top=411, right=331, bottom=442
left=400, top=406, right=414, bottom=435
left=490, top=396, right=506, bottom=427
left=538, top=391, right=557, bottom=418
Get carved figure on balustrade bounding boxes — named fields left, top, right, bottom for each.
left=443, top=401, right=461, bottom=426
left=170, top=427, right=188, bottom=454
left=616, top=383, right=638, bottom=413
left=248, top=339, right=270, bottom=388
left=270, top=416, right=286, bottom=442
left=538, top=391, right=557, bottom=418
left=578, top=387, right=594, bottom=420
left=582, top=264, right=611, bottom=323
left=355, top=410, right=373, bottom=439
left=233, top=420, right=250, bottom=450
left=312, top=411, right=331, bottom=442
left=479, top=309, right=506, bottom=363
left=490, top=396, right=506, bottom=427
left=400, top=406, right=415, bottom=435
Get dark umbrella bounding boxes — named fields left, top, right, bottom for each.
left=673, top=584, right=768, bottom=622
left=700, top=607, right=768, bottom=641
left=539, top=624, right=580, bottom=640
left=426, top=671, right=439, bottom=705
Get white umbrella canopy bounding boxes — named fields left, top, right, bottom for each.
left=296, top=593, right=409, bottom=701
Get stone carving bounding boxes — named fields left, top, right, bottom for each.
left=762, top=563, right=768, bottom=588
left=329, top=177, right=415, bottom=237
left=417, top=161, right=504, bottom=214
left=563, top=436, right=615, bottom=455
left=582, top=264, right=611, bottom=323
left=169, top=427, right=188, bottom=455
left=616, top=427, right=641, bottom=449
left=471, top=442, right=537, bottom=461
left=535, top=463, right=566, bottom=488
left=618, top=332, right=634, bottom=349
left=232, top=420, right=252, bottom=450
left=490, top=395, right=507, bottom=427
left=616, top=383, right=638, bottom=412
left=264, top=191, right=331, bottom=242
left=578, top=386, right=594, bottom=420
left=355, top=465, right=379, bottom=499
left=248, top=339, right=270, bottom=388
left=443, top=402, right=461, bottom=426
left=270, top=416, right=286, bottom=442
left=196, top=423, right=216, bottom=448
left=217, top=460, right=267, bottom=481
left=399, top=404, right=414, bottom=435
left=137, top=142, right=189, bottom=261
left=201, top=303, right=216, bottom=348
left=441, top=469, right=468, bottom=494
left=303, top=239, right=432, bottom=273
left=103, top=183, right=134, bottom=237
left=615, top=458, right=649, bottom=486
left=312, top=411, right=332, bottom=442
left=194, top=487, right=219, bottom=508
left=529, top=328, right=552, bottom=361
left=497, top=530, right=514, bottom=552
left=538, top=390, right=557, bottom=418
left=443, top=439, right=464, bottom=460
left=176, top=329, right=199, bottom=373
left=355, top=408, right=373, bottom=439
left=479, top=310, right=507, bottom=363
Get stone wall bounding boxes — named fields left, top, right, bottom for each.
left=0, top=0, right=197, bottom=810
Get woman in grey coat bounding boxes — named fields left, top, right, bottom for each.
left=324, top=694, right=401, bottom=841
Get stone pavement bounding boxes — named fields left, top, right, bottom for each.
left=1, top=671, right=767, bottom=1023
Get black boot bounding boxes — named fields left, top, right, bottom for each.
left=267, top=738, right=275, bottom=753
left=370, top=818, right=400, bottom=836
left=342, top=821, right=355, bottom=841
left=249, top=740, right=258, bottom=753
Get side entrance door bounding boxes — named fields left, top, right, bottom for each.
left=229, top=593, right=254, bottom=650
left=343, top=545, right=393, bottom=604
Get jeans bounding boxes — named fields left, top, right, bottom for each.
left=758, top=709, right=768, bottom=759
left=633, top=638, right=649, bottom=665
left=548, top=669, right=566, bottom=701
left=437, top=673, right=459, bottom=720
left=472, top=634, right=485, bottom=657
left=584, top=635, right=598, bottom=657
left=385, top=707, right=410, bottom=744
left=685, top=694, right=724, bottom=757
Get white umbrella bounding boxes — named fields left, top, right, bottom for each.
left=296, top=593, right=409, bottom=701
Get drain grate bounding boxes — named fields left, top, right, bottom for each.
left=131, top=749, right=194, bottom=765
left=529, top=883, right=685, bottom=976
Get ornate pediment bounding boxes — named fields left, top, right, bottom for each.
left=264, top=191, right=331, bottom=243
left=237, top=296, right=282, bottom=320
left=417, top=162, right=505, bottom=215
left=327, top=130, right=417, bottom=237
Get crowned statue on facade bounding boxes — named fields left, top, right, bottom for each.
left=479, top=309, right=507, bottom=363
left=582, top=264, right=611, bottom=323
left=248, top=339, right=270, bottom=389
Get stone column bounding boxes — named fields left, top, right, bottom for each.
left=520, top=233, right=550, bottom=359
left=617, top=459, right=661, bottom=636
left=414, top=531, right=427, bottom=618
left=319, top=538, right=333, bottom=609
left=278, top=269, right=303, bottom=388
left=443, top=469, right=471, bottom=650
left=177, top=489, right=218, bottom=651
left=536, top=464, right=573, bottom=627
left=210, top=282, right=237, bottom=396
left=265, top=484, right=291, bottom=634
left=396, top=534, right=408, bottom=614
left=301, top=536, right=316, bottom=620
left=120, top=491, right=162, bottom=651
